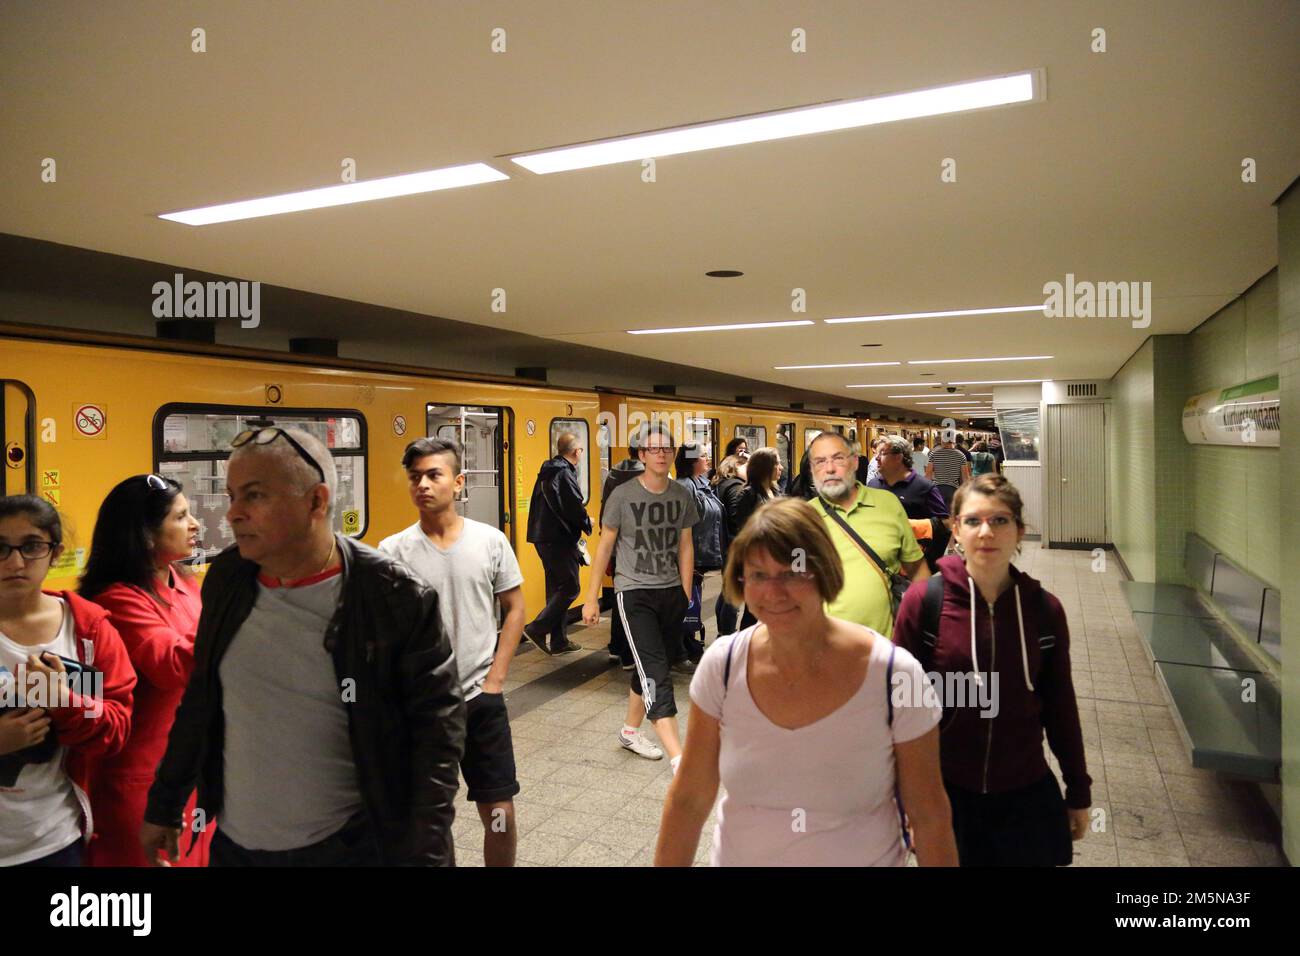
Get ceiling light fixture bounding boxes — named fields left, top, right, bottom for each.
left=774, top=361, right=901, bottom=370
left=907, top=355, right=1053, bottom=365
left=947, top=379, right=1052, bottom=385
left=627, top=320, right=815, bottom=335
left=159, top=163, right=510, bottom=226
left=511, top=71, right=1040, bottom=174
left=887, top=393, right=964, bottom=398
left=825, top=304, right=1045, bottom=325
left=844, top=382, right=934, bottom=389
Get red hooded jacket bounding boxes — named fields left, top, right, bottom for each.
left=892, top=554, right=1092, bottom=809
left=43, top=590, right=136, bottom=842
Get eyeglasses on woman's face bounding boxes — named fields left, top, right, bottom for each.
left=0, top=540, right=54, bottom=561
left=740, top=569, right=816, bottom=588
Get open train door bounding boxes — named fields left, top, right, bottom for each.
left=1, top=380, right=37, bottom=497
left=427, top=404, right=509, bottom=533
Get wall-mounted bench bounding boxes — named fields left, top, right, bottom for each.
left=1119, top=533, right=1281, bottom=782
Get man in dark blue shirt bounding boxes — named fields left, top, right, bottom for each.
left=868, top=435, right=951, bottom=571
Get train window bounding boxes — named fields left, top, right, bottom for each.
left=597, top=420, right=612, bottom=489
left=848, top=427, right=858, bottom=445
left=996, top=407, right=1041, bottom=463
left=776, top=423, right=794, bottom=485
left=734, top=424, right=766, bottom=451
left=427, top=405, right=508, bottom=530
left=549, top=418, right=590, bottom=504
left=685, top=416, right=717, bottom=470
left=154, top=405, right=368, bottom=564
left=804, top=427, right=822, bottom=450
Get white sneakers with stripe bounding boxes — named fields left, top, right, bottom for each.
left=619, top=726, right=664, bottom=760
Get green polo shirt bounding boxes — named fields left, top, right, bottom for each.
left=812, top=483, right=924, bottom=637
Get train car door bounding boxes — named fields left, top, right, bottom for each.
left=686, top=416, right=718, bottom=470
left=1, top=380, right=36, bottom=496
left=427, top=404, right=508, bottom=531
left=776, top=422, right=794, bottom=481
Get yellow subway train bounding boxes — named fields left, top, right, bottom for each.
left=1, top=323, right=855, bottom=619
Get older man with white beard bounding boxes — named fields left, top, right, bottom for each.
left=808, top=432, right=929, bottom=638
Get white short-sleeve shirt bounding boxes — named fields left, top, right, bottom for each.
left=379, top=518, right=524, bottom=699
left=690, top=624, right=940, bottom=867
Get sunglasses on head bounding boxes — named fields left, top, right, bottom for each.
left=231, top=428, right=327, bottom=486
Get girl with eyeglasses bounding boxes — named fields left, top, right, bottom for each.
left=79, top=475, right=210, bottom=866
left=656, top=497, right=957, bottom=866
left=0, top=495, right=135, bottom=866
left=892, top=474, right=1092, bottom=866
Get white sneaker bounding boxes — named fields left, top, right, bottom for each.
left=619, top=728, right=664, bottom=760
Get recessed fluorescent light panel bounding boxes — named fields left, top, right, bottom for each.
left=160, top=163, right=509, bottom=226
left=887, top=394, right=964, bottom=398
left=774, top=361, right=901, bottom=370
left=512, top=71, right=1040, bottom=174
left=907, top=355, right=1053, bottom=365
left=947, top=379, right=1051, bottom=385
left=844, top=383, right=934, bottom=389
left=825, top=305, right=1045, bottom=325
left=627, top=320, right=814, bottom=335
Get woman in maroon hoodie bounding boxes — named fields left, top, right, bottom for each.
left=893, top=474, right=1091, bottom=866
left=80, top=475, right=210, bottom=866
left=0, top=494, right=134, bottom=866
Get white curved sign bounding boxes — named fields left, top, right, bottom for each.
left=1182, top=376, right=1279, bottom=447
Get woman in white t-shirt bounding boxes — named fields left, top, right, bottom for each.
left=655, top=497, right=958, bottom=867
left=0, top=495, right=135, bottom=866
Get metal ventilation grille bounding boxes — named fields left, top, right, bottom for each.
left=1067, top=382, right=1098, bottom=398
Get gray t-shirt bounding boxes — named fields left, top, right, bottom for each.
left=602, top=477, right=699, bottom=591
left=378, top=518, right=523, bottom=700
left=218, top=571, right=364, bottom=851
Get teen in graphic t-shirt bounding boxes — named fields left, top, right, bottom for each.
left=583, top=424, right=697, bottom=772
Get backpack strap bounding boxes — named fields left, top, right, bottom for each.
left=918, top=572, right=945, bottom=672
left=886, top=643, right=913, bottom=852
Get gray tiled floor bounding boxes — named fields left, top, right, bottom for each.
left=455, top=542, right=1285, bottom=867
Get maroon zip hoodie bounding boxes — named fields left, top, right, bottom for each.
left=893, top=554, right=1092, bottom=809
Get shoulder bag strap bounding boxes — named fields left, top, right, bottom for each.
left=820, top=497, right=894, bottom=590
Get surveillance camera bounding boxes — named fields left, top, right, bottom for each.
left=946, top=386, right=957, bottom=393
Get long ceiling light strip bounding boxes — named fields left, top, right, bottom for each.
left=774, top=361, right=901, bottom=370
left=947, top=378, right=1051, bottom=385
left=825, top=305, right=1044, bottom=325
left=907, top=355, right=1052, bottom=365
left=512, top=71, right=1039, bottom=175
left=627, top=320, right=815, bottom=335
left=159, top=163, right=509, bottom=226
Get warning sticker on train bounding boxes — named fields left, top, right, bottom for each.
left=393, top=415, right=407, bottom=437
left=342, top=510, right=360, bottom=534
left=74, top=403, right=107, bottom=438
left=526, top=419, right=536, bottom=436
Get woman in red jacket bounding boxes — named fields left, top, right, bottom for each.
left=0, top=495, right=134, bottom=866
left=80, top=474, right=209, bottom=866
left=893, top=474, right=1091, bottom=866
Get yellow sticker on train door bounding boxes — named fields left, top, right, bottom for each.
left=342, top=510, right=360, bottom=534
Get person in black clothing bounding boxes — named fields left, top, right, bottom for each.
left=673, top=441, right=724, bottom=671
left=711, top=454, right=747, bottom=636
left=524, top=432, right=592, bottom=654
left=600, top=441, right=646, bottom=668
left=731, top=447, right=783, bottom=630
left=787, top=449, right=817, bottom=500
left=141, top=426, right=465, bottom=867
left=868, top=434, right=951, bottom=572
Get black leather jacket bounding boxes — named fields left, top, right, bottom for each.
left=144, top=535, right=466, bottom=866
left=526, top=456, right=592, bottom=544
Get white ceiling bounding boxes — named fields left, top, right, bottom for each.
left=2, top=0, right=1298, bottom=418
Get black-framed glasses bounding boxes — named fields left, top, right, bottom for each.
left=231, top=428, right=327, bottom=486
left=0, top=540, right=55, bottom=561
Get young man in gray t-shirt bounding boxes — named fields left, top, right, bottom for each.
left=582, top=424, right=697, bottom=770
left=380, top=437, right=526, bottom=867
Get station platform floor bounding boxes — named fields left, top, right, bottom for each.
left=457, top=542, right=1287, bottom=867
